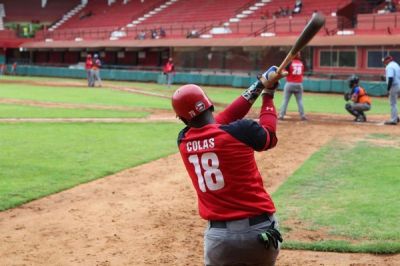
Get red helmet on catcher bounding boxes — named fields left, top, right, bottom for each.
left=171, top=84, right=213, bottom=121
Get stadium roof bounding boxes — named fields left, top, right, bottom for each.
left=20, top=35, right=400, bottom=49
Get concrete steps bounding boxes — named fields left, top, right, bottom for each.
left=48, top=2, right=87, bottom=32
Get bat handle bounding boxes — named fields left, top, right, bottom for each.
left=260, top=53, right=294, bottom=88
left=259, top=69, right=288, bottom=88
left=277, top=53, right=295, bottom=74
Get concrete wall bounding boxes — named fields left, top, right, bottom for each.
left=13, top=65, right=388, bottom=96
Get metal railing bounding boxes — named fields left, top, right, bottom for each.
left=250, top=21, right=276, bottom=37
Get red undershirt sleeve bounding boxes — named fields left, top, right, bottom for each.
left=215, top=96, right=252, bottom=124
left=259, top=94, right=278, bottom=150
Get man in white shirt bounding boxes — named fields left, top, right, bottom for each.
left=383, top=55, right=400, bottom=125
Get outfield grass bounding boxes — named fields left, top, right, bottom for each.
left=0, top=122, right=182, bottom=211
left=0, top=83, right=172, bottom=109
left=1, top=75, right=84, bottom=84
left=204, top=87, right=390, bottom=115
left=116, top=82, right=400, bottom=115
left=0, top=76, right=391, bottom=115
left=0, top=104, right=149, bottom=118
left=273, top=136, right=400, bottom=253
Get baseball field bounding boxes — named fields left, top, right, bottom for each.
left=0, top=75, right=399, bottom=265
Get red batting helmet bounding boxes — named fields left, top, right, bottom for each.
left=171, top=84, right=213, bottom=121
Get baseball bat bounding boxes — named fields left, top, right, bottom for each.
left=261, top=12, right=326, bottom=86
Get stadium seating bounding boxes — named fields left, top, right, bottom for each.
left=0, top=29, right=16, bottom=39
left=140, top=0, right=251, bottom=25
left=1, top=0, right=80, bottom=23
left=356, top=12, right=400, bottom=34
left=122, top=0, right=257, bottom=39
left=237, top=0, right=351, bottom=21
left=225, top=0, right=353, bottom=37
left=58, top=0, right=167, bottom=29
left=5, top=0, right=399, bottom=42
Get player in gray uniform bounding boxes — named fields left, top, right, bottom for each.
left=383, top=55, right=400, bottom=125
left=91, top=54, right=102, bottom=87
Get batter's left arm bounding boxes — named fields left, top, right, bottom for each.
left=258, top=94, right=278, bottom=150
left=216, top=80, right=264, bottom=124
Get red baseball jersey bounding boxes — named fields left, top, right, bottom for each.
left=85, top=58, right=93, bottom=70
left=177, top=96, right=277, bottom=221
left=163, top=62, right=174, bottom=73
left=286, top=59, right=304, bottom=83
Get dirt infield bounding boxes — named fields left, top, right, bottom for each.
left=0, top=111, right=399, bottom=266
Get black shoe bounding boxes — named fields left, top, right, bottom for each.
left=362, top=114, right=367, bottom=122
left=355, top=115, right=366, bottom=122
left=384, top=120, right=398, bottom=125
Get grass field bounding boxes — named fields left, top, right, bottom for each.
left=0, top=75, right=390, bottom=115
left=0, top=76, right=399, bottom=254
left=0, top=83, right=172, bottom=109
left=0, top=122, right=181, bottom=210
left=0, top=104, right=149, bottom=118
left=273, top=136, right=400, bottom=253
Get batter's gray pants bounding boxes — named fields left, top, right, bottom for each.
left=389, top=85, right=400, bottom=122
left=86, top=70, right=93, bottom=87
left=166, top=73, right=174, bottom=87
left=204, top=214, right=280, bottom=266
left=279, top=82, right=305, bottom=119
left=92, top=69, right=102, bottom=87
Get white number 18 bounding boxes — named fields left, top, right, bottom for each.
left=188, top=152, right=225, bottom=192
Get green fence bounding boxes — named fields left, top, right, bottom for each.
left=14, top=65, right=387, bottom=96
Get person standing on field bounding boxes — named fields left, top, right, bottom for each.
left=11, top=62, right=17, bottom=75
left=91, top=53, right=102, bottom=87
left=171, top=66, right=286, bottom=266
left=85, top=54, right=93, bottom=87
left=0, top=64, right=5, bottom=75
left=278, top=52, right=307, bottom=121
left=163, top=57, right=175, bottom=88
left=382, top=55, right=400, bottom=125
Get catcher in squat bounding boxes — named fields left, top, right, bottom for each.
left=344, top=75, right=371, bottom=122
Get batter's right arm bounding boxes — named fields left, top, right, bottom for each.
left=216, top=66, right=285, bottom=125
left=216, top=80, right=264, bottom=124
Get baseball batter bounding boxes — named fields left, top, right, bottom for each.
left=172, top=66, right=285, bottom=266
left=278, top=52, right=307, bottom=121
